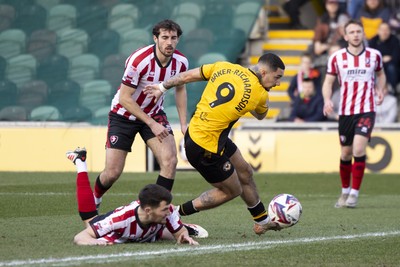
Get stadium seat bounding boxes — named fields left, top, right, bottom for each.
left=172, top=14, right=199, bottom=35
left=77, top=4, right=108, bottom=37
left=48, top=79, right=81, bottom=113
left=81, top=79, right=113, bottom=102
left=90, top=105, right=110, bottom=125
left=171, top=2, right=203, bottom=22
left=29, top=105, right=61, bottom=121
left=0, top=78, right=17, bottom=109
left=0, top=105, right=28, bottom=121
left=0, top=29, right=26, bottom=59
left=0, top=56, right=6, bottom=79
left=100, top=53, right=125, bottom=90
left=89, top=29, right=120, bottom=60
left=47, top=4, right=77, bottom=33
left=35, top=0, right=61, bottom=12
left=233, top=1, right=262, bottom=35
left=197, top=52, right=227, bottom=65
left=36, top=54, right=69, bottom=86
left=6, top=54, right=37, bottom=88
left=27, top=29, right=57, bottom=63
left=181, top=28, right=214, bottom=64
left=56, top=28, right=88, bottom=59
left=119, top=28, right=151, bottom=57
left=0, top=4, right=16, bottom=32
left=137, top=0, right=173, bottom=28
left=68, top=53, right=100, bottom=87
left=108, top=3, right=139, bottom=35
left=62, top=105, right=92, bottom=122
left=79, top=80, right=111, bottom=114
left=14, top=3, right=47, bottom=35
left=17, top=80, right=48, bottom=112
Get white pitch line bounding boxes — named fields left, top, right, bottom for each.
left=1, top=231, right=399, bottom=267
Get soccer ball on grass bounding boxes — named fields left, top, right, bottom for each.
left=268, top=193, right=302, bottom=229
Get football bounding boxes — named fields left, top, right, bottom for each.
left=268, top=193, right=302, bottom=228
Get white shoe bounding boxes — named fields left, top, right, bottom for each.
left=66, top=147, right=87, bottom=164
left=334, top=193, right=349, bottom=208
left=345, top=194, right=358, bottom=208
left=183, top=223, right=208, bottom=238
left=94, top=194, right=102, bottom=210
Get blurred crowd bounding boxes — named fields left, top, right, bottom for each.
left=281, top=0, right=400, bottom=123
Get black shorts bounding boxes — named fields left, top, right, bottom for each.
left=338, top=112, right=375, bottom=146
left=106, top=111, right=173, bottom=152
left=184, top=130, right=236, bottom=183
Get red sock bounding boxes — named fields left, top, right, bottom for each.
left=339, top=159, right=352, bottom=188
left=93, top=176, right=110, bottom=199
left=76, top=172, right=96, bottom=213
left=352, top=156, right=366, bottom=190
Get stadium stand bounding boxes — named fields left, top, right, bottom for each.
left=0, top=105, right=28, bottom=121
left=27, top=29, right=57, bottom=63
left=88, top=29, right=120, bottom=60
left=47, top=79, right=81, bottom=113
left=14, top=2, right=47, bottom=35
left=36, top=54, right=69, bottom=86
left=46, top=4, right=77, bottom=33
left=16, top=80, right=48, bottom=113
left=0, top=4, right=15, bottom=32
left=6, top=54, right=37, bottom=89
left=0, top=78, right=17, bottom=110
left=29, top=105, right=61, bottom=121
left=0, top=29, right=26, bottom=59
left=0, top=0, right=265, bottom=123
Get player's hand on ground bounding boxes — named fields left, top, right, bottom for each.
left=89, top=240, right=112, bottom=246
left=176, top=233, right=199, bottom=246
left=144, top=84, right=163, bottom=103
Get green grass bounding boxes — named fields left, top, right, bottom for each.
left=0, top=172, right=399, bottom=267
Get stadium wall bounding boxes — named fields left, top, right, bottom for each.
left=0, top=123, right=399, bottom=173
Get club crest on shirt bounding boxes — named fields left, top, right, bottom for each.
left=110, top=135, right=119, bottom=145
left=365, top=58, right=370, bottom=67
left=171, top=70, right=176, bottom=76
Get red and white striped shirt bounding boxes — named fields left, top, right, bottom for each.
left=326, top=47, right=383, bottom=115
left=90, top=201, right=183, bottom=244
left=110, top=44, right=188, bottom=120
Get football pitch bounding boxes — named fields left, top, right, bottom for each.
left=0, top=171, right=399, bottom=267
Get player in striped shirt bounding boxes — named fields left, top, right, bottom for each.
left=67, top=147, right=205, bottom=246
left=322, top=19, right=386, bottom=208
left=93, top=20, right=189, bottom=209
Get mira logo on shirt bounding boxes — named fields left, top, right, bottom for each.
left=347, top=69, right=366, bottom=75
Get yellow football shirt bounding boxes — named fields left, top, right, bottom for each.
left=188, top=61, right=269, bottom=154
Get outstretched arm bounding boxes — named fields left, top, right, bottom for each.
left=173, top=227, right=199, bottom=245
left=74, top=227, right=112, bottom=246
left=143, top=68, right=203, bottom=102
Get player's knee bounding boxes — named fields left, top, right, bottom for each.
left=160, top=154, right=178, bottom=171
left=237, top=162, right=254, bottom=182
left=103, top=167, right=123, bottom=183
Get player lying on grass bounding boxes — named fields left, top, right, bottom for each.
left=66, top=147, right=207, bottom=246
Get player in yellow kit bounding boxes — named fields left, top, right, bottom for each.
left=144, top=53, right=285, bottom=235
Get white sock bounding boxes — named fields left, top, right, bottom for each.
left=349, top=189, right=359, bottom=197
left=75, top=159, right=87, bottom=173
left=342, top=187, right=351, bottom=194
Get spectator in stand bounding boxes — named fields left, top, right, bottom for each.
left=311, top=0, right=349, bottom=69
left=347, top=0, right=364, bottom=19
left=355, top=0, right=391, bottom=40
left=368, top=22, right=400, bottom=95
left=282, top=0, right=310, bottom=29
left=375, top=84, right=398, bottom=123
left=287, top=52, right=321, bottom=103
left=289, top=78, right=326, bottom=122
